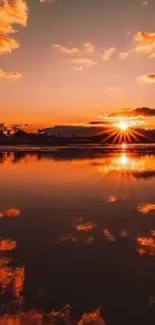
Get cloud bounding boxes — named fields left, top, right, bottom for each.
left=133, top=32, right=154, bottom=57
left=72, top=58, right=97, bottom=71
left=53, top=43, right=96, bottom=71
left=137, top=73, right=155, bottom=84
left=103, top=47, right=116, bottom=61
left=83, top=42, right=94, bottom=54
left=119, top=31, right=155, bottom=60
left=105, top=107, right=155, bottom=118
left=134, top=32, right=155, bottom=57
left=0, top=69, right=21, bottom=81
left=52, top=44, right=97, bottom=70
left=53, top=42, right=95, bottom=56
left=88, top=121, right=106, bottom=125
left=101, top=107, right=155, bottom=118
left=0, top=0, right=28, bottom=78
left=96, top=107, right=155, bottom=130
left=0, top=0, right=28, bottom=53
left=52, top=44, right=79, bottom=55
left=0, top=35, right=19, bottom=53
left=0, top=0, right=28, bottom=27
left=119, top=51, right=132, bottom=60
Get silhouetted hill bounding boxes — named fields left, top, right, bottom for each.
left=1, top=126, right=155, bottom=145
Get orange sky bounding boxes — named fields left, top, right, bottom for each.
left=1, top=0, right=155, bottom=129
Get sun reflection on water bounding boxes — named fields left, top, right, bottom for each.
left=98, top=153, right=147, bottom=175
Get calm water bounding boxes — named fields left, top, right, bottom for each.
left=1, top=150, right=155, bottom=325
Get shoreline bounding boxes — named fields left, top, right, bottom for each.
left=0, top=143, right=155, bottom=153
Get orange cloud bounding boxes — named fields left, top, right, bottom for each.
left=53, top=42, right=95, bottom=56
left=0, top=0, right=28, bottom=54
left=53, top=44, right=79, bottom=55
left=119, top=50, right=132, bottom=60
left=103, top=47, right=116, bottom=61
left=0, top=69, right=21, bottom=81
left=119, top=31, right=155, bottom=60
left=83, top=42, right=94, bottom=54
left=72, top=58, right=97, bottom=71
left=0, top=35, right=19, bottom=53
left=137, top=73, right=155, bottom=84
left=134, top=31, right=155, bottom=44
left=134, top=31, right=155, bottom=58
left=0, top=0, right=28, bottom=79
left=0, top=0, right=28, bottom=26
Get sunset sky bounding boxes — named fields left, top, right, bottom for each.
left=1, top=0, right=155, bottom=129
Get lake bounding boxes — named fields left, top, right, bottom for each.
left=0, top=149, right=155, bottom=325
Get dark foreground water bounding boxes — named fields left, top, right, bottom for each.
left=1, top=149, right=155, bottom=325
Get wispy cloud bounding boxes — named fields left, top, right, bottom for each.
left=0, top=69, right=21, bottom=81
left=53, top=42, right=95, bottom=56
left=83, top=42, right=94, bottom=54
left=103, top=47, right=116, bottom=61
left=72, top=58, right=97, bottom=71
left=100, top=107, right=155, bottom=118
left=137, top=73, right=155, bottom=84
left=119, top=50, right=133, bottom=60
left=52, top=44, right=79, bottom=55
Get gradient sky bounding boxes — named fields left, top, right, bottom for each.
left=1, top=0, right=155, bottom=129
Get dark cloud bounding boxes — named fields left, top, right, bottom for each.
left=88, top=121, right=107, bottom=125
left=107, top=107, right=155, bottom=118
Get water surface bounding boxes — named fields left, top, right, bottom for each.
left=0, top=150, right=155, bottom=325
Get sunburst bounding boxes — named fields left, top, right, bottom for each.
left=102, top=119, right=149, bottom=144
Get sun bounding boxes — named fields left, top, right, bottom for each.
left=102, top=117, right=148, bottom=144
left=118, top=121, right=128, bottom=131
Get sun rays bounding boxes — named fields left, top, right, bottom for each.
left=102, top=119, right=149, bottom=144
